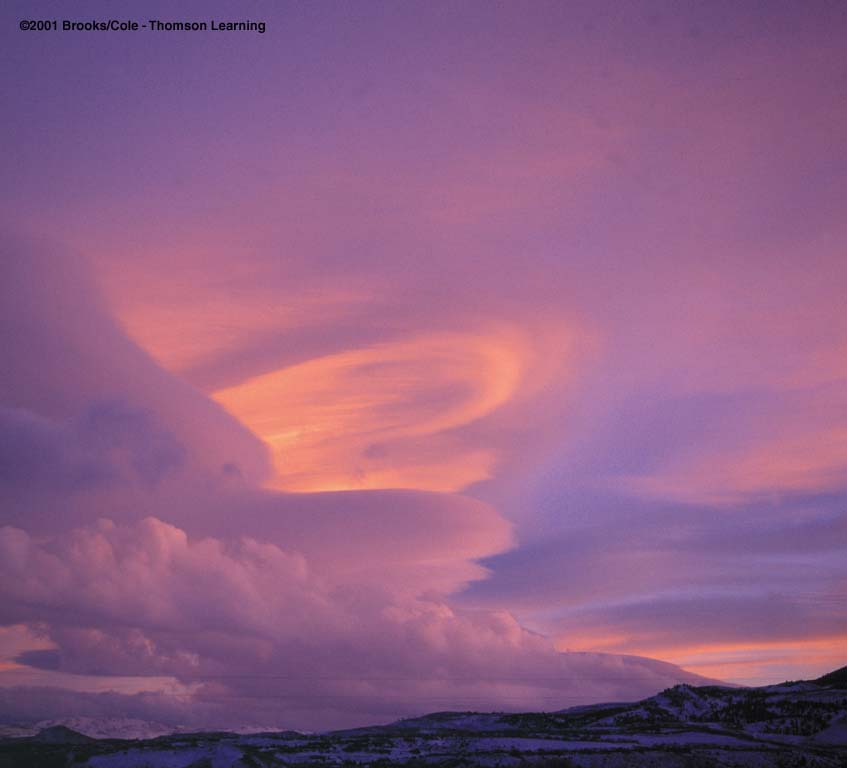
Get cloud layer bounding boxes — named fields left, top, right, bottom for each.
left=2, top=0, right=846, bottom=725
left=0, top=235, right=716, bottom=729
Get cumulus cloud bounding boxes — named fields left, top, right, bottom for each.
left=0, top=516, right=714, bottom=728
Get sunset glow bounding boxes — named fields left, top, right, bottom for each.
left=2, top=0, right=846, bottom=733
left=213, top=329, right=533, bottom=491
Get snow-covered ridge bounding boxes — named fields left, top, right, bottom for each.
left=0, top=716, right=276, bottom=740
left=2, top=666, right=845, bottom=766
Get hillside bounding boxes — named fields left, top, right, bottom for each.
left=1, top=668, right=845, bottom=767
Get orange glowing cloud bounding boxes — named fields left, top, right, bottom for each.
left=660, top=636, right=847, bottom=685
left=557, top=634, right=847, bottom=687
left=113, top=279, right=366, bottom=374
left=212, top=328, right=533, bottom=492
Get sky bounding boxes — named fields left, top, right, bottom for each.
left=1, top=0, right=846, bottom=731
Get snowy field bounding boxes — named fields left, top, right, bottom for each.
left=2, top=669, right=846, bottom=767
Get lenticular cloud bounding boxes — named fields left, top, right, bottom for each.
left=0, top=236, right=711, bottom=730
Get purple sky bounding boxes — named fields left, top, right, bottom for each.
left=1, top=0, right=846, bottom=730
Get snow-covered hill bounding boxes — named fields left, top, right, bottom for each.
left=1, top=666, right=845, bottom=766
left=0, top=717, right=181, bottom=740
left=0, top=716, right=278, bottom=741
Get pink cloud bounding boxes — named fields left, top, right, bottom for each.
left=0, top=516, right=716, bottom=728
left=3, top=1, right=847, bottom=723
left=0, top=234, right=712, bottom=728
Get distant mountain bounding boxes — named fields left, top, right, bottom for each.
left=0, top=716, right=279, bottom=741
left=1, top=666, right=845, bottom=766
left=0, top=717, right=179, bottom=741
